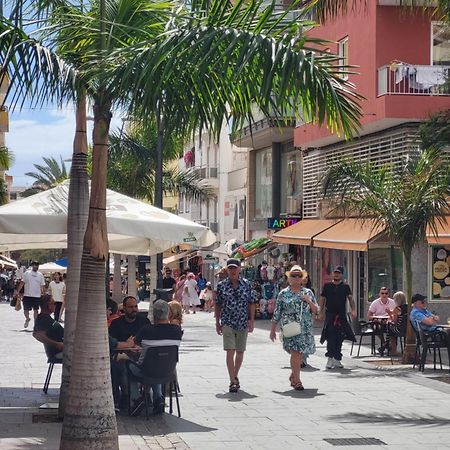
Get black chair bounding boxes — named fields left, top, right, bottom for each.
left=43, top=356, right=62, bottom=393
left=126, top=345, right=180, bottom=418
left=350, top=320, right=379, bottom=357
left=415, top=320, right=448, bottom=372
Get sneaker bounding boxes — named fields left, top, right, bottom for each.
left=24, top=318, right=30, bottom=328
left=325, top=357, right=335, bottom=369
left=333, top=358, right=344, bottom=369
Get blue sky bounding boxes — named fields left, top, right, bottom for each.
left=7, top=107, right=123, bottom=187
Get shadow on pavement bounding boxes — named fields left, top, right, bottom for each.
left=328, top=412, right=450, bottom=427
left=0, top=387, right=59, bottom=408
left=215, top=390, right=258, bottom=402
left=272, top=388, right=324, bottom=399
left=118, top=413, right=217, bottom=433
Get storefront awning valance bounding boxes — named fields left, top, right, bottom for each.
left=312, top=219, right=385, bottom=251
left=163, top=251, right=198, bottom=265
left=426, top=217, right=450, bottom=245
left=272, top=219, right=340, bottom=246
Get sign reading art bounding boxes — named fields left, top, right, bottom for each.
left=267, top=217, right=300, bottom=229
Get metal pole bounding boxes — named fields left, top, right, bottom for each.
left=155, top=107, right=164, bottom=290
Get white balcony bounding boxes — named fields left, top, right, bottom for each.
left=378, top=64, right=450, bottom=96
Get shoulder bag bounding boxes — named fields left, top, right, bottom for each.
left=282, top=295, right=304, bottom=338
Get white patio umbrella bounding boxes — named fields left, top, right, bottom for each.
left=0, top=181, right=216, bottom=255
left=37, top=262, right=67, bottom=274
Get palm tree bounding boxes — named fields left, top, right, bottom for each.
left=321, top=148, right=450, bottom=363
left=0, top=146, right=13, bottom=205
left=22, top=155, right=68, bottom=196
left=108, top=128, right=213, bottom=203
left=2, top=1, right=363, bottom=447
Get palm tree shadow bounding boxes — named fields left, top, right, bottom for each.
left=328, top=412, right=450, bottom=427
left=273, top=388, right=324, bottom=399
left=215, top=390, right=258, bottom=402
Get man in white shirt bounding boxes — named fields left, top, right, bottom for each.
left=368, top=287, right=395, bottom=356
left=15, top=261, right=46, bottom=329
left=48, top=272, right=66, bottom=322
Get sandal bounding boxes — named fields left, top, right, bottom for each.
left=229, top=382, right=239, bottom=393
left=293, top=381, right=304, bottom=391
left=234, top=377, right=240, bottom=389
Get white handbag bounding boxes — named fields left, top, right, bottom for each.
left=282, top=301, right=303, bottom=338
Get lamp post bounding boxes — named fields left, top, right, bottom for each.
left=155, top=108, right=164, bottom=290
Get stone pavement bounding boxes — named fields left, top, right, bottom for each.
left=1, top=301, right=450, bottom=449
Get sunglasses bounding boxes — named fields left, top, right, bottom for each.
left=290, top=274, right=303, bottom=279
left=380, top=292, right=389, bottom=295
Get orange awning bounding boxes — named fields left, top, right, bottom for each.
left=426, top=217, right=450, bottom=245
left=272, top=219, right=341, bottom=246
left=312, top=219, right=385, bottom=251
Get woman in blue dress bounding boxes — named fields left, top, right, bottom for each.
left=270, top=265, right=319, bottom=390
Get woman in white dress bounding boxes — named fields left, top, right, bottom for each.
left=182, top=273, right=201, bottom=314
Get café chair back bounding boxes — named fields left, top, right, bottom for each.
left=350, top=320, right=378, bottom=357
left=127, top=345, right=180, bottom=418
left=415, top=320, right=446, bottom=372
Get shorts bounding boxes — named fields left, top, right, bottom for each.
left=222, top=325, right=248, bottom=352
left=22, top=296, right=40, bottom=311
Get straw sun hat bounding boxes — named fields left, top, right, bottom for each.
left=286, top=265, right=308, bottom=279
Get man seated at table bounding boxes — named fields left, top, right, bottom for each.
left=129, top=300, right=183, bottom=416
left=368, top=287, right=396, bottom=356
left=33, top=295, right=64, bottom=360
left=410, top=293, right=450, bottom=342
left=109, top=296, right=150, bottom=409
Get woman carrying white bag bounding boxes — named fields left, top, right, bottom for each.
left=270, top=265, right=319, bottom=391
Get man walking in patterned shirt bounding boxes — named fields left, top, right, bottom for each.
left=215, top=258, right=257, bottom=393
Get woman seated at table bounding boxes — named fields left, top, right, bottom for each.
left=385, top=291, right=407, bottom=356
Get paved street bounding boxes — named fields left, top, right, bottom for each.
left=1, top=301, right=450, bottom=449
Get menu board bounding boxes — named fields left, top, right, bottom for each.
left=432, top=246, right=450, bottom=299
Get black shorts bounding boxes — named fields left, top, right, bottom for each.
left=22, top=296, right=40, bottom=311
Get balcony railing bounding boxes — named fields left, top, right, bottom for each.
left=378, top=64, right=450, bottom=96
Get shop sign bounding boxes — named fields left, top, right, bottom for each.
left=267, top=217, right=300, bottom=229
left=432, top=246, right=450, bottom=299
left=183, top=232, right=197, bottom=243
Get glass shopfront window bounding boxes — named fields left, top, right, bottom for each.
left=255, top=147, right=272, bottom=219
left=319, top=248, right=348, bottom=287
left=431, top=246, right=450, bottom=300
left=367, top=247, right=402, bottom=302
left=281, top=145, right=302, bottom=215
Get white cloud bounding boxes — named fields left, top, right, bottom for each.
left=6, top=108, right=123, bottom=186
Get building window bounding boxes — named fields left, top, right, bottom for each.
left=338, top=36, right=349, bottom=80
left=254, top=147, right=272, bottom=219
left=432, top=22, right=450, bottom=66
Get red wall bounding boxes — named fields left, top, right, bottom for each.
left=295, top=3, right=447, bottom=148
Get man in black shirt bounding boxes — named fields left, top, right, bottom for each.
left=109, top=296, right=150, bottom=408
left=319, top=266, right=356, bottom=370
left=109, top=296, right=150, bottom=341
left=33, top=295, right=64, bottom=360
left=162, top=267, right=176, bottom=290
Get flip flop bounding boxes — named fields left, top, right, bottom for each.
left=234, top=377, right=240, bottom=389
left=293, top=381, right=304, bottom=391
left=229, top=382, right=239, bottom=393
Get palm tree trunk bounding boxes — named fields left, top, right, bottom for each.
left=60, top=100, right=118, bottom=449
left=402, top=246, right=415, bottom=364
left=59, top=93, right=89, bottom=419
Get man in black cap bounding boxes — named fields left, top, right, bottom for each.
left=319, top=265, right=356, bottom=369
left=15, top=261, right=45, bottom=329
left=215, top=258, right=257, bottom=392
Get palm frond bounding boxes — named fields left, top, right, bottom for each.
left=163, top=167, right=214, bottom=202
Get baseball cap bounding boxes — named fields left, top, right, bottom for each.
left=226, top=258, right=240, bottom=268
left=333, top=265, right=344, bottom=274
left=412, top=293, right=427, bottom=303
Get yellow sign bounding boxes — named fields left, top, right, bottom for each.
left=433, top=261, right=449, bottom=280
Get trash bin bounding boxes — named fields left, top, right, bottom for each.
left=153, top=288, right=173, bottom=301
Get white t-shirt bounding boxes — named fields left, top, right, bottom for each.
left=49, top=281, right=66, bottom=303
left=23, top=270, right=45, bottom=298
left=369, top=297, right=396, bottom=316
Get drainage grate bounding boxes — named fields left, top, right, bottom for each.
left=324, top=438, right=386, bottom=446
